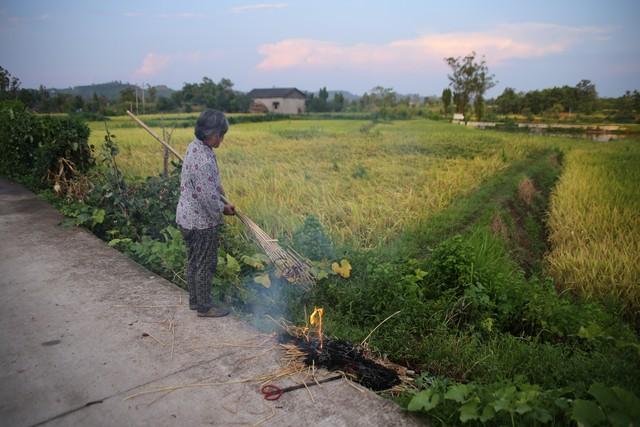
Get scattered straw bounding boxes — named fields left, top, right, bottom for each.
left=169, top=319, right=176, bottom=360
left=344, top=378, right=367, bottom=394
left=124, top=378, right=255, bottom=401
left=142, top=332, right=165, bottom=346
left=301, top=380, right=315, bottom=402
left=360, top=310, right=402, bottom=346
left=112, top=304, right=186, bottom=309
left=252, top=406, right=276, bottom=427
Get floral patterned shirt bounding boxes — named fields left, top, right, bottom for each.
left=176, top=138, right=225, bottom=230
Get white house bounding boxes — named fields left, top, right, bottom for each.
left=248, top=88, right=306, bottom=114
left=452, top=113, right=465, bottom=123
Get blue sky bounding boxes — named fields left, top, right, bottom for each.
left=1, top=0, right=639, bottom=97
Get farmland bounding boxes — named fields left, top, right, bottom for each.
left=81, top=114, right=640, bottom=424
left=90, top=118, right=548, bottom=247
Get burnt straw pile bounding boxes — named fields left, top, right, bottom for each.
left=278, top=333, right=401, bottom=391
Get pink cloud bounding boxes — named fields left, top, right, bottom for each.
left=133, top=50, right=223, bottom=80
left=135, top=53, right=172, bottom=77
left=257, top=23, right=608, bottom=71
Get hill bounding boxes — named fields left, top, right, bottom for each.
left=50, top=82, right=175, bottom=100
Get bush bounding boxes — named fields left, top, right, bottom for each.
left=292, top=214, right=335, bottom=260
left=0, top=101, right=92, bottom=188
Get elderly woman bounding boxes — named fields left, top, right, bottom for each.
left=176, top=109, right=235, bottom=317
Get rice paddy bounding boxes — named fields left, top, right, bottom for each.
left=90, top=118, right=545, bottom=247
left=546, top=142, right=640, bottom=315
left=89, top=114, right=640, bottom=313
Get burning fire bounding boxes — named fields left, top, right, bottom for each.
left=309, top=307, right=324, bottom=349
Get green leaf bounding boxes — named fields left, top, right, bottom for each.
left=589, top=383, right=620, bottom=411
left=531, top=407, right=553, bottom=423
left=572, top=399, right=606, bottom=427
left=514, top=402, right=532, bottom=415
left=459, top=400, right=480, bottom=422
left=611, top=386, right=640, bottom=421
left=555, top=397, right=571, bottom=410
left=578, top=323, right=608, bottom=340
left=253, top=273, right=271, bottom=288
left=108, top=237, right=132, bottom=247
left=414, top=268, right=428, bottom=280
left=445, top=384, right=472, bottom=403
left=92, top=208, right=105, bottom=226
left=407, top=389, right=441, bottom=412
left=479, top=405, right=496, bottom=422
left=241, top=254, right=266, bottom=269
left=225, top=254, right=241, bottom=273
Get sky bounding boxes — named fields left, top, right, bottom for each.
left=1, top=0, right=639, bottom=97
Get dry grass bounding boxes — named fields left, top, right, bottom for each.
left=517, top=176, right=538, bottom=206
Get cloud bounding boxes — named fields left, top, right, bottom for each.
left=2, top=12, right=50, bottom=25
left=133, top=50, right=222, bottom=78
left=124, top=11, right=203, bottom=19
left=257, top=23, right=609, bottom=71
left=231, top=3, right=288, bottom=13
left=135, top=53, right=172, bottom=77
left=156, top=12, right=203, bottom=19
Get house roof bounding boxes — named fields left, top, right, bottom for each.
left=247, top=88, right=306, bottom=99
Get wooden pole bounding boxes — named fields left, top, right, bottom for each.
left=162, top=128, right=169, bottom=178
left=126, top=110, right=183, bottom=161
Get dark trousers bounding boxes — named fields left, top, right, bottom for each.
left=180, top=226, right=220, bottom=313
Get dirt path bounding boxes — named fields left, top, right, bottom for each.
left=0, top=178, right=422, bottom=427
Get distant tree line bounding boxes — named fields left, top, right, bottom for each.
left=489, top=82, right=640, bottom=122
left=305, top=87, right=346, bottom=112
left=494, top=80, right=598, bottom=115
left=3, top=65, right=638, bottom=122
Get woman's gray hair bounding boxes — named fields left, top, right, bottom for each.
left=194, top=109, right=229, bottom=141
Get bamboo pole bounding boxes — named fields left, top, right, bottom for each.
left=126, top=110, right=183, bottom=161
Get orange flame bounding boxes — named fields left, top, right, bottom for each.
left=309, top=307, right=324, bottom=349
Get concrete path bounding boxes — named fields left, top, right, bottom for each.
left=0, top=179, right=423, bottom=427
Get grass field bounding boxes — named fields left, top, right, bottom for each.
left=90, top=118, right=553, bottom=248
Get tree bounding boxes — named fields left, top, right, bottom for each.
left=495, top=87, right=522, bottom=114
left=444, top=51, right=496, bottom=119
left=474, top=95, right=484, bottom=120
left=575, top=79, right=597, bottom=114
left=157, top=96, right=176, bottom=112
left=119, top=87, right=136, bottom=104
left=0, top=66, right=21, bottom=99
left=442, top=88, right=452, bottom=115
left=147, top=86, right=157, bottom=102
left=333, top=92, right=345, bottom=112
left=306, top=87, right=330, bottom=112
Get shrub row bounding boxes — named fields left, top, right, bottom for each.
left=0, top=101, right=92, bottom=188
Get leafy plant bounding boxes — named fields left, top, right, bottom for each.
left=0, top=101, right=92, bottom=188
left=292, top=214, right=335, bottom=260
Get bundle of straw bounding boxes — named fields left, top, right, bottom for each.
left=226, top=199, right=315, bottom=288
left=126, top=110, right=315, bottom=288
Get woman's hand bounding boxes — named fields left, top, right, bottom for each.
left=223, top=203, right=236, bottom=216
